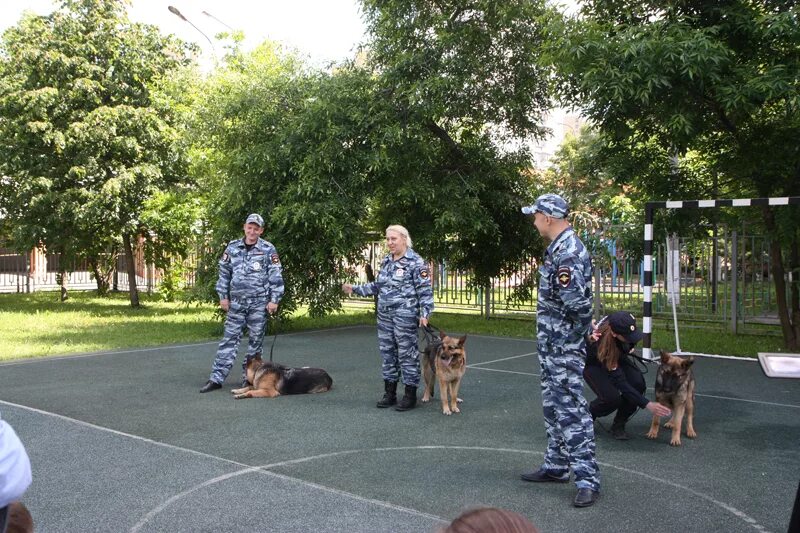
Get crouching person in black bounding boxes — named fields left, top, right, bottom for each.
left=583, top=312, right=671, bottom=440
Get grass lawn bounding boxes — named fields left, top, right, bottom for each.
left=0, top=291, right=787, bottom=361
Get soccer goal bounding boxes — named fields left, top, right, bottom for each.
left=642, top=196, right=800, bottom=360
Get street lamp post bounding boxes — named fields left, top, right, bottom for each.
left=202, top=11, right=233, bottom=31
left=167, top=5, right=216, bottom=58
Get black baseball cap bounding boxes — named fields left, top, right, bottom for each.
left=607, top=311, right=644, bottom=344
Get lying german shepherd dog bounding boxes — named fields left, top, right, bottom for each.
left=231, top=355, right=333, bottom=399
left=646, top=350, right=697, bottom=446
left=421, top=329, right=467, bottom=415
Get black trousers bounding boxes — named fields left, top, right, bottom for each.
left=583, top=361, right=646, bottom=425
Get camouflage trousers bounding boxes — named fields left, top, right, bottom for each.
left=376, top=305, right=420, bottom=386
left=538, top=347, right=600, bottom=491
left=209, top=297, right=268, bottom=384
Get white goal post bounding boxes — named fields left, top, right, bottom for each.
left=642, top=196, right=800, bottom=360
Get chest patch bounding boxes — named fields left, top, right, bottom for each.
left=394, top=268, right=405, bottom=278
left=252, top=261, right=262, bottom=271
left=557, top=267, right=571, bottom=288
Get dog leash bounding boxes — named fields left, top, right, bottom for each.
left=267, top=315, right=280, bottom=362
left=421, top=322, right=440, bottom=343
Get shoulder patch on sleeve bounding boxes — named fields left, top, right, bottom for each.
left=270, top=253, right=280, bottom=265
left=419, top=268, right=429, bottom=279
left=557, top=266, right=571, bottom=288
left=221, top=252, right=230, bottom=263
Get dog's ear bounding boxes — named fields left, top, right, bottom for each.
left=438, top=329, right=446, bottom=339
left=683, top=356, right=695, bottom=367
left=660, top=350, right=671, bottom=363
left=457, top=334, right=467, bottom=347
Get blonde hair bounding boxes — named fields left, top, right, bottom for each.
left=385, top=224, right=412, bottom=248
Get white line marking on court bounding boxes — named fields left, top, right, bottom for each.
left=0, top=324, right=371, bottom=366
left=469, top=367, right=539, bottom=377
left=694, top=393, right=800, bottom=409
left=0, top=341, right=219, bottom=366
left=0, top=400, right=448, bottom=531
left=674, top=352, right=761, bottom=361
left=640, top=387, right=800, bottom=409
left=0, top=401, right=774, bottom=532
left=476, top=352, right=800, bottom=409
left=0, top=400, right=249, bottom=467
left=468, top=352, right=536, bottom=367
left=130, top=465, right=446, bottom=532
left=131, top=467, right=262, bottom=532
left=466, top=333, right=534, bottom=342
left=159, top=445, right=772, bottom=533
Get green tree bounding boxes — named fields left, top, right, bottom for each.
left=361, top=0, right=555, bottom=285
left=549, top=0, right=800, bottom=348
left=190, top=1, right=560, bottom=316
left=0, top=0, right=194, bottom=304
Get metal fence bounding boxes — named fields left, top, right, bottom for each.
left=0, top=247, right=195, bottom=295
left=1, top=231, right=786, bottom=335
left=345, top=231, right=785, bottom=334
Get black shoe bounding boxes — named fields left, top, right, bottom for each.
left=520, top=467, right=569, bottom=483
left=610, top=422, right=631, bottom=440
left=200, top=380, right=222, bottom=393
left=377, top=380, right=398, bottom=408
left=574, top=488, right=599, bottom=507
left=611, top=426, right=631, bottom=440
left=394, top=385, right=417, bottom=411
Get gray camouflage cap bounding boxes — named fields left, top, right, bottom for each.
left=245, top=213, right=264, bottom=227
left=521, top=193, right=569, bottom=219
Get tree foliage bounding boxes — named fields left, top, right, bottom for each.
left=549, top=0, right=800, bottom=347
left=0, top=0, right=195, bottom=302
left=190, top=1, right=558, bottom=317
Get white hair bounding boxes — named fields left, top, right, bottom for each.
left=385, top=224, right=412, bottom=248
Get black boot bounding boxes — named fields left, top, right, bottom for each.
left=395, top=385, right=417, bottom=411
left=610, top=420, right=631, bottom=440
left=376, top=380, right=398, bottom=408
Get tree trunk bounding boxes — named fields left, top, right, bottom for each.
left=366, top=263, right=378, bottom=314
left=763, top=206, right=798, bottom=350
left=89, top=257, right=111, bottom=296
left=122, top=233, right=140, bottom=308
left=57, top=267, right=68, bottom=302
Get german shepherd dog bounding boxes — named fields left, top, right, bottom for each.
left=646, top=350, right=697, bottom=446
left=231, top=356, right=333, bottom=399
left=421, top=330, right=467, bottom=415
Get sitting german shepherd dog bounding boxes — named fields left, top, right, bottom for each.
left=646, top=350, right=697, bottom=446
left=231, top=355, right=333, bottom=399
left=421, top=330, right=467, bottom=415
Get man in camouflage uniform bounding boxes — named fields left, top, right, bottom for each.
left=520, top=194, right=600, bottom=508
left=200, top=213, right=285, bottom=393
left=342, top=225, right=434, bottom=411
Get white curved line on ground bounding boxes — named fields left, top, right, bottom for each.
left=142, top=445, right=769, bottom=533
left=0, top=400, right=447, bottom=531
left=469, top=366, right=540, bottom=377
left=0, top=325, right=370, bottom=366
left=468, top=352, right=536, bottom=367
left=467, top=361, right=800, bottom=409
left=0, top=400, right=771, bottom=532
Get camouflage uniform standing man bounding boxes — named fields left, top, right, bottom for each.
left=200, top=214, right=285, bottom=393
left=519, top=194, right=600, bottom=508
left=342, top=225, right=434, bottom=411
